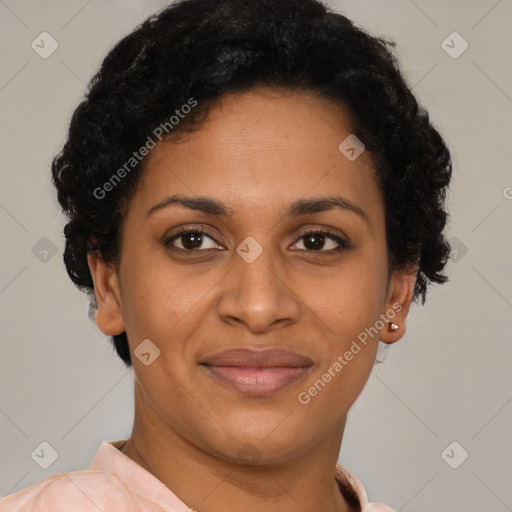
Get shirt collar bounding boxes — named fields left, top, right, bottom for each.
left=89, top=440, right=369, bottom=511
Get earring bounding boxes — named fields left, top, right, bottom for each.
left=389, top=322, right=399, bottom=331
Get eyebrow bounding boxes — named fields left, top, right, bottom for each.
left=147, top=194, right=369, bottom=223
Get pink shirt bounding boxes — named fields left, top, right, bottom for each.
left=0, top=440, right=395, bottom=511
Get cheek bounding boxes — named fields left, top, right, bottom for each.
left=119, top=252, right=195, bottom=333
left=307, top=260, right=384, bottom=336
left=300, top=267, right=383, bottom=404
left=119, top=263, right=221, bottom=376
left=336, top=354, right=375, bottom=413
left=293, top=344, right=376, bottom=442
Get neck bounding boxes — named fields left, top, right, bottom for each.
left=120, top=381, right=358, bottom=512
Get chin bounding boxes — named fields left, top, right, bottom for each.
left=214, top=425, right=307, bottom=465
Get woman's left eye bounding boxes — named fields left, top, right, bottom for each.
left=163, top=227, right=350, bottom=254
left=292, top=229, right=350, bottom=253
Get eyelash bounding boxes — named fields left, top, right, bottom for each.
left=163, top=226, right=351, bottom=255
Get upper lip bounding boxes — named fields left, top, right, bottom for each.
left=200, top=348, right=314, bottom=368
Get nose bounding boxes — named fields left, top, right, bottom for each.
left=216, top=246, right=301, bottom=333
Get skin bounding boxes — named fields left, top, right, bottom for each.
left=88, top=87, right=418, bottom=512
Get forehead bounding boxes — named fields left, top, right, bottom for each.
left=130, top=88, right=383, bottom=228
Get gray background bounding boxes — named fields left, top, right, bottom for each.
left=0, top=0, right=511, bottom=510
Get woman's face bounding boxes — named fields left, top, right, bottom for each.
left=90, top=87, right=415, bottom=464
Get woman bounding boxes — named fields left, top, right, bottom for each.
left=0, top=0, right=452, bottom=510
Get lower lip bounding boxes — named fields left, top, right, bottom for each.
left=202, top=365, right=311, bottom=396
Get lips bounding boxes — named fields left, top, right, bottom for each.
left=200, top=348, right=314, bottom=396
left=201, top=348, right=314, bottom=368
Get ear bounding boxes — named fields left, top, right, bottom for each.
left=379, top=264, right=419, bottom=345
left=87, top=252, right=125, bottom=336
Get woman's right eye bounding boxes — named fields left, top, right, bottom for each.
left=164, top=228, right=222, bottom=252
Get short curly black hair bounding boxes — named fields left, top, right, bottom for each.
left=51, top=0, right=452, bottom=368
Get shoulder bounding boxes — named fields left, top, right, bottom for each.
left=0, top=468, right=132, bottom=511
